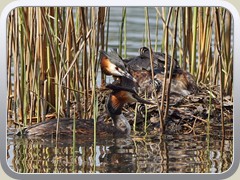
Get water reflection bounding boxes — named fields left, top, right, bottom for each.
left=7, top=129, right=232, bottom=173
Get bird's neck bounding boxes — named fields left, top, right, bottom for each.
left=106, top=95, right=131, bottom=135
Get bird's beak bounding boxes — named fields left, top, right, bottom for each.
left=132, top=93, right=154, bottom=105
left=99, top=49, right=107, bottom=56
left=118, top=68, right=137, bottom=82
left=124, top=72, right=137, bottom=83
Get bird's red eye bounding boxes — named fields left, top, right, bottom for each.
left=115, top=67, right=119, bottom=71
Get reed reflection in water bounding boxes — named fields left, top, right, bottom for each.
left=7, top=128, right=232, bottom=173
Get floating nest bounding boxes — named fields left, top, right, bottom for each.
left=115, top=84, right=233, bottom=136
left=9, top=83, right=232, bottom=138
left=64, top=83, right=232, bottom=137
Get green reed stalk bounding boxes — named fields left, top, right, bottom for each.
left=13, top=9, right=18, bottom=123
left=160, top=7, right=166, bottom=52
left=106, top=8, right=110, bottom=52
left=225, top=10, right=232, bottom=66
left=89, top=7, right=95, bottom=116
left=223, top=10, right=232, bottom=96
left=204, top=10, right=212, bottom=84
left=80, top=8, right=89, bottom=119
left=73, top=6, right=80, bottom=107
left=54, top=8, right=59, bottom=114
left=66, top=8, right=72, bottom=117
left=99, top=8, right=106, bottom=88
left=145, top=7, right=162, bottom=127
left=191, top=7, right=198, bottom=75
left=42, top=80, right=47, bottom=120
left=181, top=8, right=187, bottom=69
left=206, top=84, right=212, bottom=172
left=39, top=8, right=48, bottom=121
left=20, top=8, right=35, bottom=125
left=93, top=93, right=98, bottom=172
left=22, top=38, right=28, bottom=126
left=185, top=8, right=192, bottom=71
left=197, top=7, right=210, bottom=83
left=178, top=8, right=183, bottom=66
left=123, top=8, right=127, bottom=58
left=119, top=7, right=126, bottom=57
left=155, top=12, right=159, bottom=51
left=44, top=11, right=58, bottom=111
left=7, top=15, right=12, bottom=115
left=144, top=92, right=148, bottom=133
left=46, top=40, right=51, bottom=116
left=144, top=9, right=148, bottom=47
left=133, top=103, right=138, bottom=132
left=18, top=8, right=24, bottom=125
left=90, top=9, right=98, bottom=169
left=196, top=7, right=203, bottom=82
left=72, top=106, right=76, bottom=172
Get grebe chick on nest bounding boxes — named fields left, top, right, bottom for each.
left=127, top=46, right=180, bottom=73
left=17, top=84, right=153, bottom=138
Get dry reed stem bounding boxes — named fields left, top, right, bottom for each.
left=214, top=8, right=225, bottom=138
left=163, top=8, right=179, bottom=120
left=159, top=7, right=173, bottom=130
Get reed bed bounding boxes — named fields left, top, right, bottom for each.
left=7, top=7, right=233, bottom=131
left=7, top=7, right=108, bottom=125
left=157, top=7, right=233, bottom=96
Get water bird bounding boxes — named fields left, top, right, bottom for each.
left=17, top=84, right=153, bottom=138
left=99, top=49, right=136, bottom=82
left=125, top=47, right=198, bottom=96
left=127, top=46, right=180, bottom=73
left=157, top=68, right=198, bottom=96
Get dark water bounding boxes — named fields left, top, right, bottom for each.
left=6, top=7, right=233, bottom=173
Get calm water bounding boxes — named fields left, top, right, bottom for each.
left=7, top=127, right=233, bottom=173
left=7, top=7, right=233, bottom=173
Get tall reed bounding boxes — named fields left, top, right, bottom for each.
left=163, top=8, right=179, bottom=121
left=159, top=7, right=172, bottom=127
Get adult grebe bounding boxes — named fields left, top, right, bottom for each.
left=99, top=49, right=136, bottom=82
left=126, top=47, right=198, bottom=96
left=17, top=84, right=153, bottom=137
